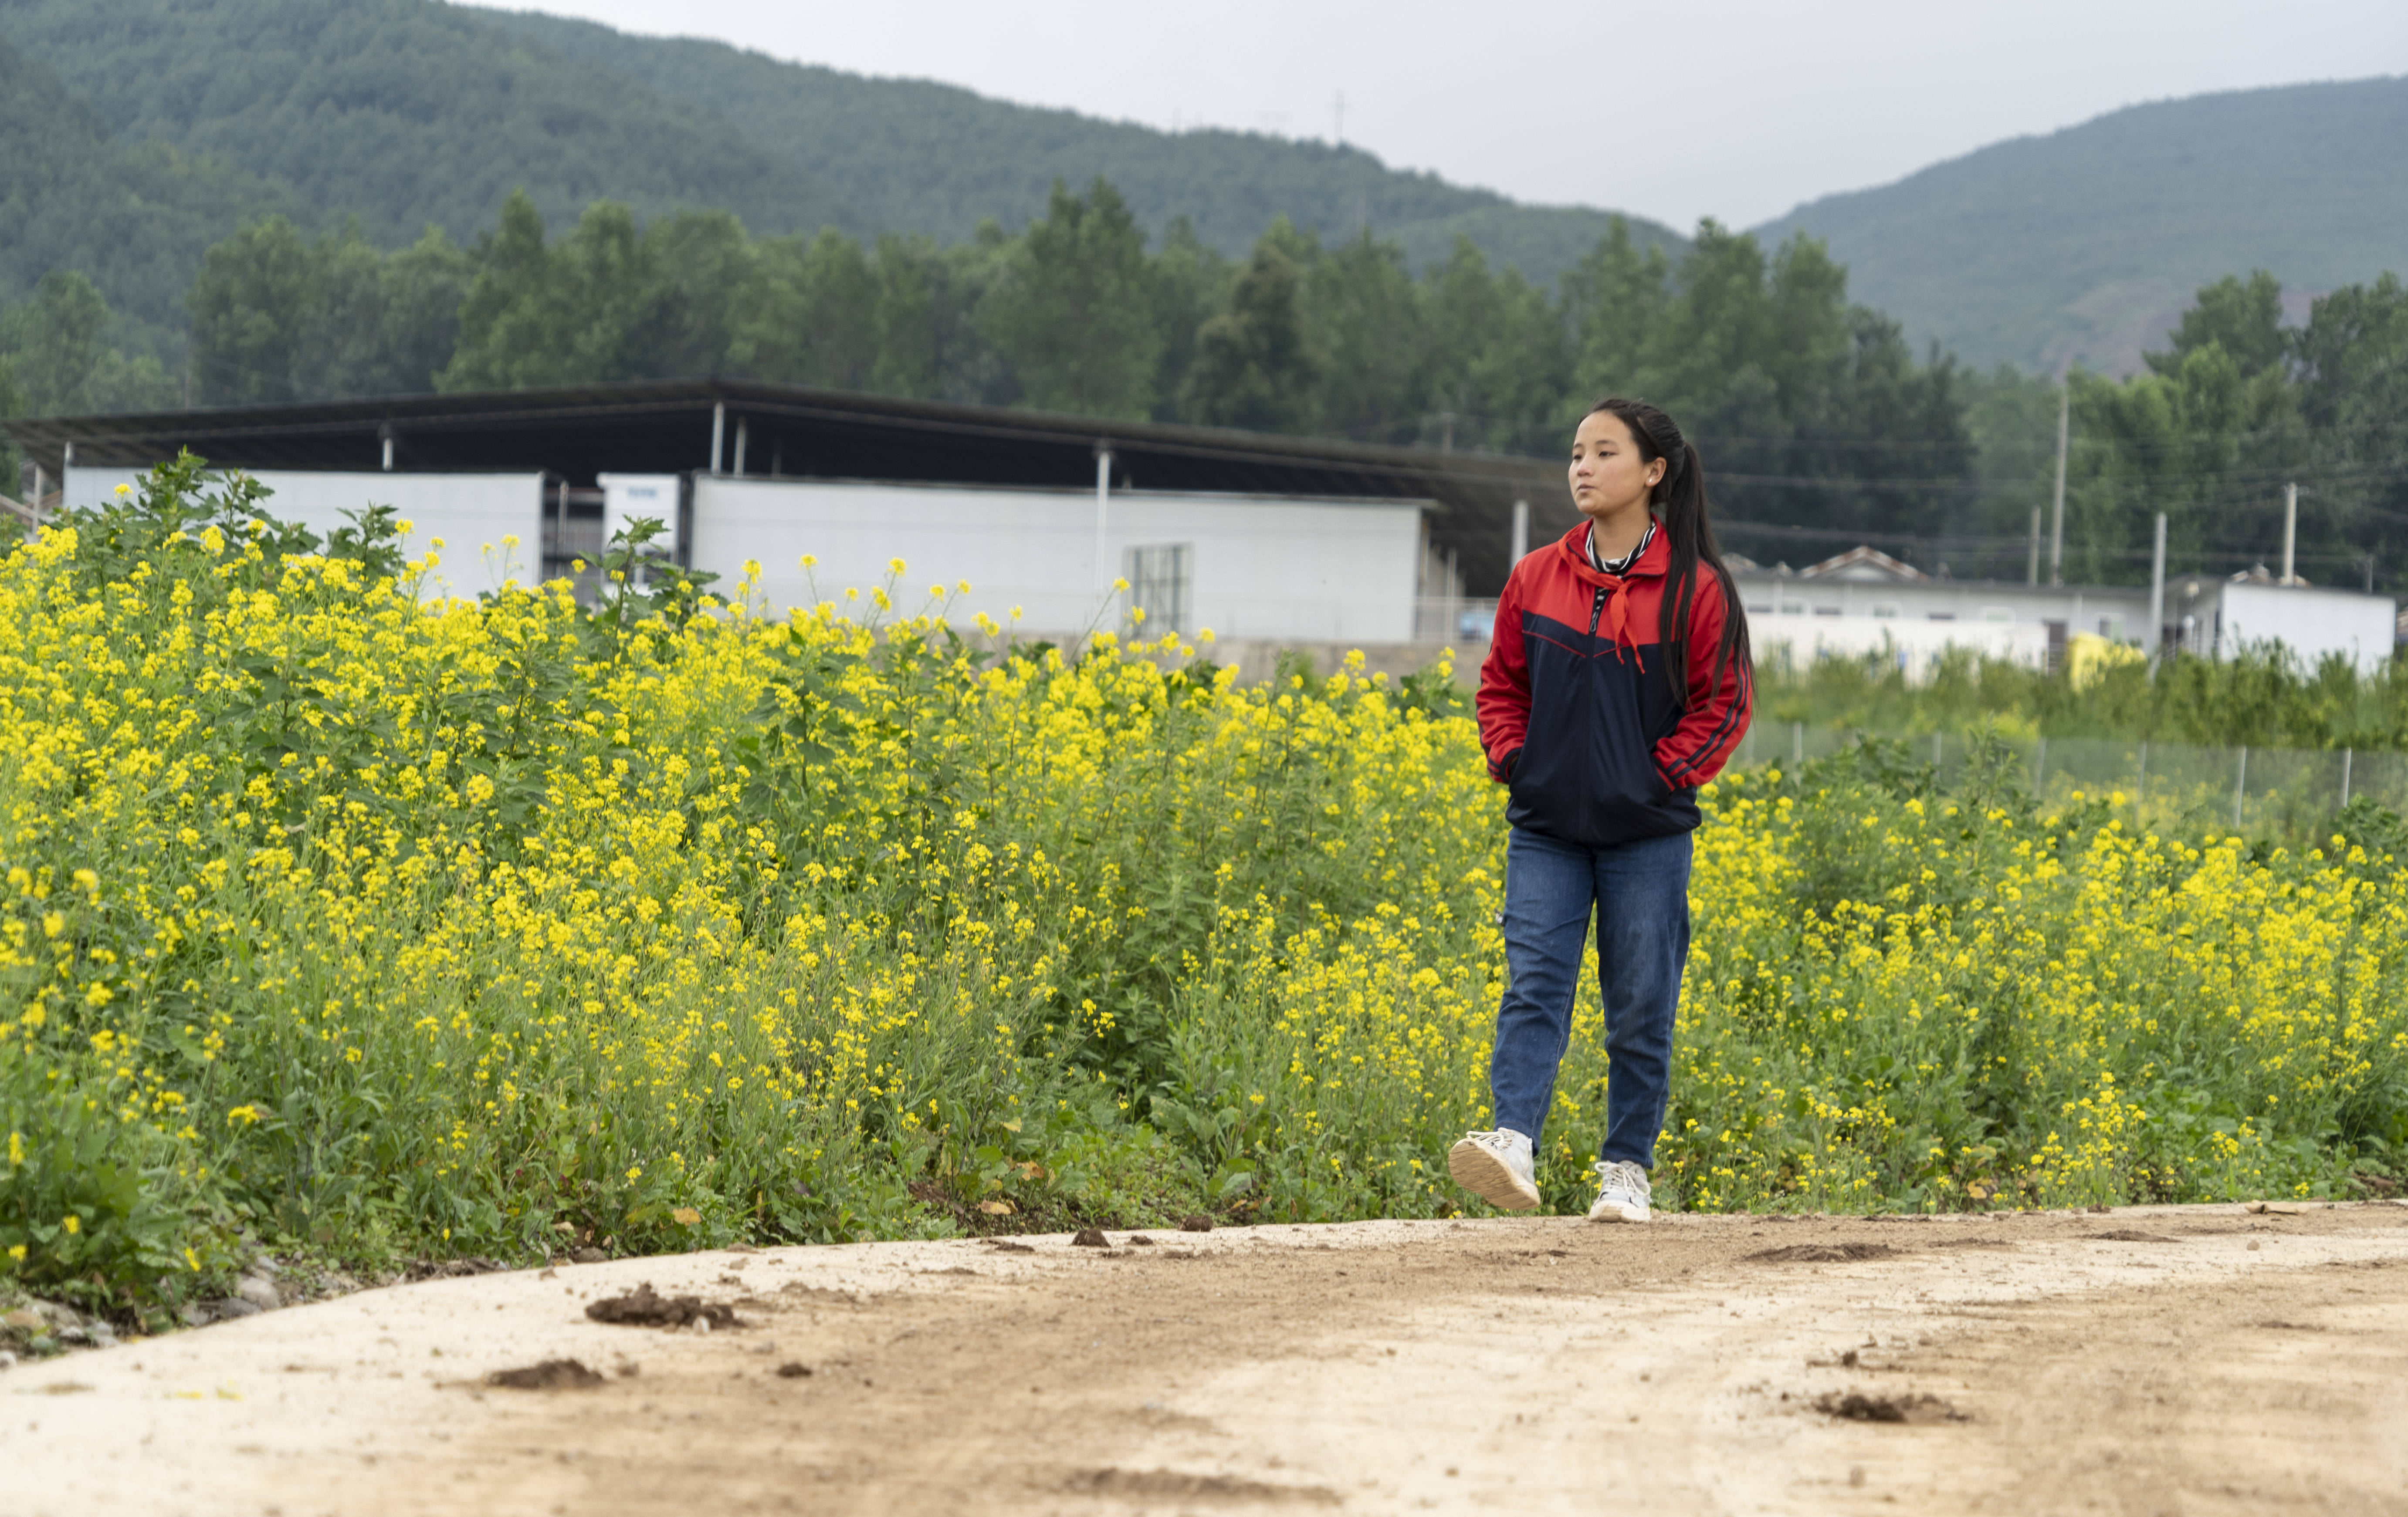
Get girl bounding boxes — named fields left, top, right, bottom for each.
left=1448, top=398, right=1752, bottom=1223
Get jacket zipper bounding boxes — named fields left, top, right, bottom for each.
left=1588, top=585, right=1608, bottom=636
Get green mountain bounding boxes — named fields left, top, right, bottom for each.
left=1753, top=75, right=2408, bottom=375
left=0, top=0, right=1682, bottom=366
left=0, top=0, right=844, bottom=247
left=0, top=34, right=300, bottom=358
left=469, top=6, right=1671, bottom=277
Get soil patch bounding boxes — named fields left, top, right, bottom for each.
left=2088, top=1229, right=2181, bottom=1243
left=486, top=1359, right=605, bottom=1391
left=1816, top=1391, right=1968, bottom=1424
left=1063, top=1467, right=1341, bottom=1504
left=1745, top=1242, right=1903, bottom=1264
left=583, top=1282, right=739, bottom=1330
left=403, top=1257, right=508, bottom=1282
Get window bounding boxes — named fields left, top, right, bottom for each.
left=2098, top=614, right=2125, bottom=641
left=1927, top=611, right=1957, bottom=622
left=1123, top=543, right=1192, bottom=634
left=1980, top=606, right=2015, bottom=624
left=1813, top=606, right=1842, bottom=617
left=1870, top=602, right=1902, bottom=619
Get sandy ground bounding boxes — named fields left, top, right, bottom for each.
left=5, top=1200, right=2406, bottom=1516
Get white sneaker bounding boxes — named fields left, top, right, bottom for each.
left=1448, top=1129, right=1541, bottom=1212
left=1587, top=1160, right=1652, bottom=1223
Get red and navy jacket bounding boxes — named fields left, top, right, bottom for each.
left=1476, top=521, right=1751, bottom=847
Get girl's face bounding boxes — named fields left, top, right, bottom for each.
left=1568, top=410, right=1665, bottom=522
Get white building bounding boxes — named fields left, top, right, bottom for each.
left=1733, top=546, right=2150, bottom=678
left=686, top=475, right=1433, bottom=643
left=2171, top=570, right=2398, bottom=675
left=15, top=380, right=1521, bottom=649
left=1735, top=545, right=2395, bottom=679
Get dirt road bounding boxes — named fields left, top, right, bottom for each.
left=8, top=1202, right=2406, bottom=1515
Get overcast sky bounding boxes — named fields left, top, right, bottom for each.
left=505, top=0, right=2408, bottom=230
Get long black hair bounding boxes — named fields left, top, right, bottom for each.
left=1585, top=397, right=1751, bottom=706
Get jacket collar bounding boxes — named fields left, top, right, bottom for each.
left=1551, top=517, right=1667, bottom=586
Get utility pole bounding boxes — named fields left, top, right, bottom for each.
left=2026, top=505, right=2041, bottom=585
left=2049, top=385, right=2069, bottom=587
left=2279, top=481, right=2298, bottom=585
left=1510, top=499, right=1529, bottom=564
left=2147, top=511, right=2167, bottom=675
left=1094, top=443, right=1114, bottom=599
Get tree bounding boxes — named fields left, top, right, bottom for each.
left=2149, top=270, right=2286, bottom=378
left=982, top=179, right=1158, bottom=419
left=2294, top=273, right=2408, bottom=587
left=1420, top=237, right=1565, bottom=454
left=2068, top=325, right=2300, bottom=584
left=441, top=194, right=750, bottom=391
left=1183, top=224, right=1316, bottom=432
left=735, top=229, right=877, bottom=390
left=0, top=270, right=173, bottom=415
left=190, top=217, right=468, bottom=402
left=1145, top=218, right=1231, bottom=425
left=1562, top=217, right=1671, bottom=406
left=1303, top=231, right=1424, bottom=444
left=187, top=217, right=318, bottom=403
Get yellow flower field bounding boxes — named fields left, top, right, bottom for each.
left=2, top=460, right=2404, bottom=1319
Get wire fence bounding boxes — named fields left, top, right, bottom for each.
left=1734, top=720, right=2408, bottom=837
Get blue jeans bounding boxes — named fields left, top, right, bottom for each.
left=1490, top=825, right=1691, bottom=1169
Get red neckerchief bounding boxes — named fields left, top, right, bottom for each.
left=1584, top=520, right=1656, bottom=661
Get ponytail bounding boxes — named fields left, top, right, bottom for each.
left=1583, top=398, right=1751, bottom=706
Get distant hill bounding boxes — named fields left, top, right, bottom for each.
left=0, top=0, right=846, bottom=247
left=469, top=6, right=1674, bottom=278
left=1754, top=75, right=2408, bottom=375
left=0, top=0, right=1683, bottom=368
left=0, top=35, right=299, bottom=356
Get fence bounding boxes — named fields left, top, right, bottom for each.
left=1733, top=721, right=2408, bottom=837
left=1412, top=596, right=1498, bottom=644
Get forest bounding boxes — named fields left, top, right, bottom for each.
left=6, top=179, right=2405, bottom=592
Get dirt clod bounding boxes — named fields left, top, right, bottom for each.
left=775, top=1362, right=813, bottom=1378
left=584, top=1282, right=738, bottom=1330
left=1128, top=1235, right=1156, bottom=1247
left=1063, top=1467, right=1340, bottom=1504
left=1746, top=1243, right=1901, bottom=1264
left=1815, top=1391, right=1966, bottom=1424
left=487, top=1358, right=604, bottom=1391
left=2090, top=1229, right=2181, bottom=1243
left=570, top=1248, right=609, bottom=1265
left=979, top=1238, right=1035, bottom=1254
left=403, top=1257, right=508, bottom=1282
left=1071, top=1228, right=1109, bottom=1248
left=1179, top=1215, right=1215, bottom=1233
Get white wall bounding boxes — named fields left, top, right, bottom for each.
left=1733, top=571, right=2151, bottom=637
left=63, top=467, right=546, bottom=601
left=690, top=476, right=1426, bottom=643
left=2219, top=582, right=2398, bottom=674
left=1750, top=612, right=2051, bottom=682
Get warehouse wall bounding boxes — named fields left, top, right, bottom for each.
left=689, top=476, right=1427, bottom=644
left=63, top=467, right=546, bottom=601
